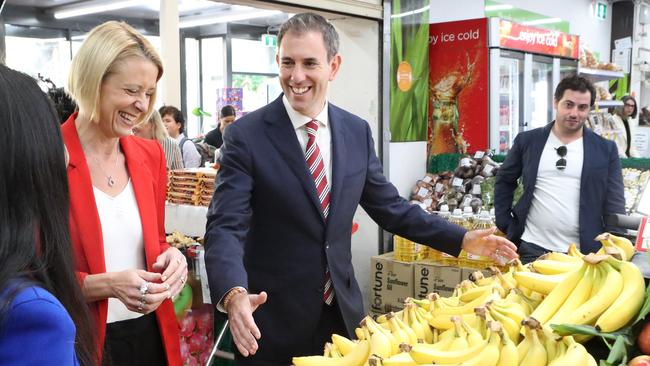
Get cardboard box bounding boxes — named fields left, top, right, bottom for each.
left=369, top=252, right=414, bottom=315
left=413, top=260, right=462, bottom=298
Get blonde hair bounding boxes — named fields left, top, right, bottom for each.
left=137, top=109, right=170, bottom=143
left=67, top=21, right=163, bottom=124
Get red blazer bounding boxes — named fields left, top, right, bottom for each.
left=62, top=114, right=181, bottom=365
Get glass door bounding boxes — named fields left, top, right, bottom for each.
left=496, top=51, right=523, bottom=154
left=529, top=55, right=554, bottom=130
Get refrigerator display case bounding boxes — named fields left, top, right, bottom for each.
left=488, top=18, right=580, bottom=154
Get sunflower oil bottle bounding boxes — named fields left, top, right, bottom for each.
left=394, top=235, right=427, bottom=262
left=464, top=210, right=496, bottom=269
left=448, top=209, right=467, bottom=267
left=427, top=205, right=451, bottom=262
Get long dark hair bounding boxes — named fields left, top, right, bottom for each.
left=0, top=65, right=96, bottom=365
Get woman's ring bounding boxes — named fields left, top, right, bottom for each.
left=139, top=282, right=150, bottom=296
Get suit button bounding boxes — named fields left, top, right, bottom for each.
left=325, top=241, right=329, bottom=250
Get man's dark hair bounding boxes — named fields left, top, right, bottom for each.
left=159, top=105, right=185, bottom=134
left=220, top=105, right=236, bottom=118
left=554, top=74, right=596, bottom=106
left=277, top=12, right=340, bottom=61
left=0, top=64, right=96, bottom=365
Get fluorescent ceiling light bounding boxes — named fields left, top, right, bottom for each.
left=179, top=9, right=281, bottom=29
left=54, top=0, right=145, bottom=19
left=522, top=17, right=563, bottom=25
left=485, top=4, right=514, bottom=11
left=391, top=5, right=428, bottom=18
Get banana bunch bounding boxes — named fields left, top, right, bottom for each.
left=292, top=339, right=370, bottom=366
left=595, top=232, right=636, bottom=261
left=527, top=254, right=643, bottom=334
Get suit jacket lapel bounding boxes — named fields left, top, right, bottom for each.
left=264, top=96, right=325, bottom=220
left=121, top=138, right=157, bottom=269
left=328, top=105, right=347, bottom=226
left=527, top=123, right=553, bottom=184
left=62, top=117, right=106, bottom=275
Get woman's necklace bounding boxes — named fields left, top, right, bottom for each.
left=92, top=146, right=120, bottom=187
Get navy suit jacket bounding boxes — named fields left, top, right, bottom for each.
left=494, top=122, right=625, bottom=254
left=204, top=95, right=466, bottom=361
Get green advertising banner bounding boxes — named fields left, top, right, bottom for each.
left=390, top=0, right=430, bottom=142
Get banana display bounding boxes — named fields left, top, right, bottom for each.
left=290, top=232, right=645, bottom=366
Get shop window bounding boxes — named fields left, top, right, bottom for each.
left=231, top=38, right=278, bottom=74
left=200, top=37, right=226, bottom=133
left=5, top=36, right=71, bottom=90
left=232, top=73, right=281, bottom=113
left=185, top=38, right=201, bottom=136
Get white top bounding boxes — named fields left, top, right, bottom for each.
left=93, top=180, right=146, bottom=323
left=177, top=133, right=202, bottom=168
left=283, top=96, right=332, bottom=185
left=521, top=131, right=584, bottom=252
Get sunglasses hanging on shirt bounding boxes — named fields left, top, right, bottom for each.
left=555, top=146, right=567, bottom=171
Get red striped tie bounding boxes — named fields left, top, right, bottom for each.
left=305, top=120, right=335, bottom=305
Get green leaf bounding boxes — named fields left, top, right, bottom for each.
left=549, top=323, right=630, bottom=342
left=191, top=107, right=212, bottom=117
left=606, top=335, right=628, bottom=364
left=633, top=281, right=650, bottom=324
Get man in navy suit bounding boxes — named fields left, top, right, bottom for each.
left=495, top=75, right=625, bottom=264
left=204, top=12, right=518, bottom=366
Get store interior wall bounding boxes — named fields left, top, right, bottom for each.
left=328, top=16, right=380, bottom=312
left=632, top=2, right=650, bottom=115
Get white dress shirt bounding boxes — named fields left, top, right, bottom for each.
left=282, top=96, right=332, bottom=184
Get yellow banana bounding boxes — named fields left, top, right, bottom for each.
left=516, top=325, right=531, bottom=362
left=404, top=304, right=425, bottom=343
left=381, top=349, right=418, bottom=366
left=323, top=342, right=331, bottom=357
left=486, top=303, right=520, bottom=342
left=513, top=270, right=570, bottom=295
left=519, top=323, right=547, bottom=366
left=329, top=343, right=342, bottom=358
left=608, top=233, right=635, bottom=262
left=459, top=283, right=495, bottom=303
left=426, top=311, right=477, bottom=331
left=540, top=325, right=562, bottom=361
left=539, top=251, right=582, bottom=263
left=447, top=316, right=469, bottom=351
left=409, top=337, right=488, bottom=364
left=547, top=264, right=595, bottom=326
left=387, top=312, right=411, bottom=347
left=530, top=259, right=583, bottom=275
left=331, top=334, right=357, bottom=356
left=460, top=317, right=484, bottom=347
left=433, top=289, right=496, bottom=317
left=490, top=299, right=527, bottom=326
left=354, top=327, right=364, bottom=340
left=376, top=309, right=404, bottom=324
left=595, top=255, right=645, bottom=332
left=548, top=336, right=591, bottom=366
left=496, top=328, right=518, bottom=366
left=292, top=340, right=370, bottom=366
left=363, top=316, right=399, bottom=355
left=411, top=305, right=434, bottom=343
left=459, top=321, right=502, bottom=366
left=528, top=262, right=588, bottom=324
left=595, top=233, right=628, bottom=261
left=567, top=243, right=583, bottom=258
left=566, top=259, right=623, bottom=326
left=393, top=311, right=418, bottom=346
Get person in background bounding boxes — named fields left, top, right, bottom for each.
left=160, top=105, right=201, bottom=168
left=204, top=105, right=238, bottom=149
left=495, top=75, right=625, bottom=263
left=133, top=109, right=184, bottom=170
left=204, top=12, right=518, bottom=366
left=62, top=21, right=186, bottom=365
left=611, top=95, right=639, bottom=158
left=0, top=64, right=96, bottom=365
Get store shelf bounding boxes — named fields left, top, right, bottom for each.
left=578, top=67, right=625, bottom=83
left=594, top=100, right=624, bottom=109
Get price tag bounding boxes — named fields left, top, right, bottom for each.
left=435, top=182, right=444, bottom=193
left=483, top=165, right=494, bottom=175
left=474, top=151, right=485, bottom=159
left=472, top=184, right=482, bottom=195
left=462, top=197, right=472, bottom=207
left=417, top=187, right=429, bottom=197
left=452, top=177, right=463, bottom=187
left=422, top=175, right=433, bottom=183
left=423, top=198, right=433, bottom=207
left=459, top=158, right=472, bottom=168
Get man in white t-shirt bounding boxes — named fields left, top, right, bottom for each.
left=159, top=105, right=201, bottom=168
left=495, top=75, right=625, bottom=263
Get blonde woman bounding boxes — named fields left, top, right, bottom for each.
left=62, top=21, right=185, bottom=365
left=133, top=110, right=184, bottom=170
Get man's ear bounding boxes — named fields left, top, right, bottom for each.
left=328, top=54, right=342, bottom=82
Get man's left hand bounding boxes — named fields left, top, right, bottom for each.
left=461, top=227, right=519, bottom=264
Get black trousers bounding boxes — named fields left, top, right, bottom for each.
left=103, top=313, right=167, bottom=366
left=518, top=239, right=552, bottom=264
left=233, top=300, right=347, bottom=366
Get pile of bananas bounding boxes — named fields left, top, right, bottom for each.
left=291, top=233, right=645, bottom=366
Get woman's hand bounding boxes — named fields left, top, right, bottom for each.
left=110, top=270, right=171, bottom=314
left=153, top=247, right=188, bottom=298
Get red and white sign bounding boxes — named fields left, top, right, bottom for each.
left=498, top=19, right=580, bottom=59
